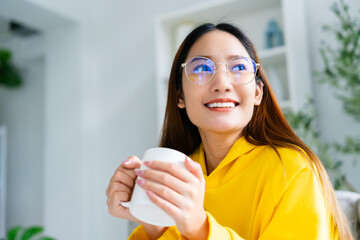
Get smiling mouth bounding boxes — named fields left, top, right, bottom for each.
left=205, top=102, right=239, bottom=108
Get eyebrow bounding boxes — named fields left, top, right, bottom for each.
left=191, top=55, right=246, bottom=62
left=189, top=56, right=212, bottom=63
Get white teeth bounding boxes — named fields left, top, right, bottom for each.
left=207, top=102, right=236, bottom=108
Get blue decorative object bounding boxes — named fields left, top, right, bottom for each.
left=265, top=20, right=284, bottom=49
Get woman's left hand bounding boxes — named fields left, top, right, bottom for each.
left=135, top=156, right=208, bottom=240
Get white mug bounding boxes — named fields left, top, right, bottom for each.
left=121, top=147, right=186, bottom=226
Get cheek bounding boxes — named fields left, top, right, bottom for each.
left=237, top=83, right=257, bottom=104
left=181, top=79, right=204, bottom=124
left=237, top=85, right=258, bottom=121
left=185, top=107, right=198, bottom=126
left=183, top=90, right=200, bottom=115
left=181, top=77, right=197, bottom=105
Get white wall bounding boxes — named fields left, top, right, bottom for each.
left=0, top=54, right=45, bottom=228
left=2, top=0, right=206, bottom=239
left=42, top=25, right=87, bottom=239
left=1, top=0, right=359, bottom=239
left=305, top=0, right=360, bottom=191
left=1, top=0, right=86, bottom=238
left=0, top=21, right=47, bottom=232
left=75, top=1, right=207, bottom=239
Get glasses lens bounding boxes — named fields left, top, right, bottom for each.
left=228, top=57, right=257, bottom=84
left=185, top=57, right=215, bottom=85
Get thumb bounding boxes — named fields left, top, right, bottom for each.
left=122, top=155, right=142, bottom=169
left=185, top=156, right=204, bottom=182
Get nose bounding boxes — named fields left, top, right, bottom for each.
left=210, top=63, right=233, bottom=92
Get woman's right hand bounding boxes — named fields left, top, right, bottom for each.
left=105, top=156, right=167, bottom=239
left=106, top=155, right=141, bottom=222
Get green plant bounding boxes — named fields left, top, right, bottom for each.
left=284, top=99, right=355, bottom=190
left=0, top=225, right=55, bottom=240
left=0, top=48, right=22, bottom=88
left=319, top=0, right=360, bottom=120
left=318, top=0, right=360, bottom=157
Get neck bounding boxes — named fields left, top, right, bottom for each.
left=199, top=130, right=243, bottom=175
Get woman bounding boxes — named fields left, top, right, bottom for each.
left=106, top=23, right=353, bottom=239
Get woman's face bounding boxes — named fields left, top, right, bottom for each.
left=178, top=30, right=263, bottom=136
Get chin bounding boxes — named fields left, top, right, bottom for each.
left=205, top=123, right=245, bottom=135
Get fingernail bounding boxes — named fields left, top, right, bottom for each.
left=144, top=161, right=152, bottom=167
left=146, top=191, right=153, bottom=198
left=135, top=170, right=144, bottom=176
left=123, top=158, right=132, bottom=165
left=136, top=179, right=145, bottom=186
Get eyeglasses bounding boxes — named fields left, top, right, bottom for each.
left=181, top=56, right=260, bottom=85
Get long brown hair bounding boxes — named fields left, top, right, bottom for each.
left=159, top=23, right=353, bottom=240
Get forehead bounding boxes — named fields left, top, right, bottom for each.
left=186, top=30, right=250, bottom=60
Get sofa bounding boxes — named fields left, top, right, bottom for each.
left=335, top=190, right=360, bottom=239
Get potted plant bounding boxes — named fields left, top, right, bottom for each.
left=284, top=99, right=355, bottom=190
left=0, top=48, right=22, bottom=88
left=0, top=225, right=55, bottom=240
left=318, top=0, right=360, bottom=156
left=285, top=0, right=360, bottom=191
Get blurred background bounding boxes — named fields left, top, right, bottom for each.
left=0, top=0, right=359, bottom=239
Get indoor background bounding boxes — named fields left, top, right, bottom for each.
left=0, top=0, right=359, bottom=239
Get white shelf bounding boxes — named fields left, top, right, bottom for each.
left=259, top=45, right=287, bottom=61
left=157, top=0, right=281, bottom=27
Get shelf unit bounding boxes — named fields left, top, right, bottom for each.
left=259, top=45, right=290, bottom=106
left=154, top=0, right=312, bottom=131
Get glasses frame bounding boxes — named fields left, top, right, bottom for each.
left=181, top=56, right=260, bottom=85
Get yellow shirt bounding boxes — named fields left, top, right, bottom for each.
left=129, top=137, right=337, bottom=239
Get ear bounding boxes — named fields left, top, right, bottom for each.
left=178, top=97, right=186, bottom=109
left=254, top=80, right=263, bottom=106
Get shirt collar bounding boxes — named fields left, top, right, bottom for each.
left=190, top=136, right=257, bottom=177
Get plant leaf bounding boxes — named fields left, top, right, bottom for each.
left=0, top=48, right=11, bottom=62
left=20, top=226, right=43, bottom=240
left=37, top=237, right=56, bottom=240
left=318, top=0, right=360, bottom=123
left=8, top=226, right=22, bottom=240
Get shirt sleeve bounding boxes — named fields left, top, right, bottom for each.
left=205, top=212, right=246, bottom=240
left=128, top=224, right=151, bottom=240
left=128, top=212, right=245, bottom=240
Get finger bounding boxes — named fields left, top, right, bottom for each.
left=145, top=190, right=182, bottom=220
left=106, top=156, right=141, bottom=200
left=107, top=182, right=131, bottom=197
left=108, top=165, right=137, bottom=189
left=135, top=169, right=187, bottom=194
left=121, top=155, right=142, bottom=169
left=184, top=156, right=205, bottom=183
left=110, top=157, right=141, bottom=184
left=107, top=200, right=125, bottom=217
left=108, top=204, right=132, bottom=220
left=109, top=156, right=141, bottom=184
left=110, top=170, right=136, bottom=189
left=136, top=178, right=184, bottom=208
left=108, top=191, right=130, bottom=208
left=107, top=191, right=134, bottom=220
left=143, top=160, right=196, bottom=183
left=116, top=155, right=142, bottom=180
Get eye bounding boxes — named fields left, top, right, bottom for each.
left=231, top=64, right=247, bottom=72
left=193, top=64, right=212, bottom=73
